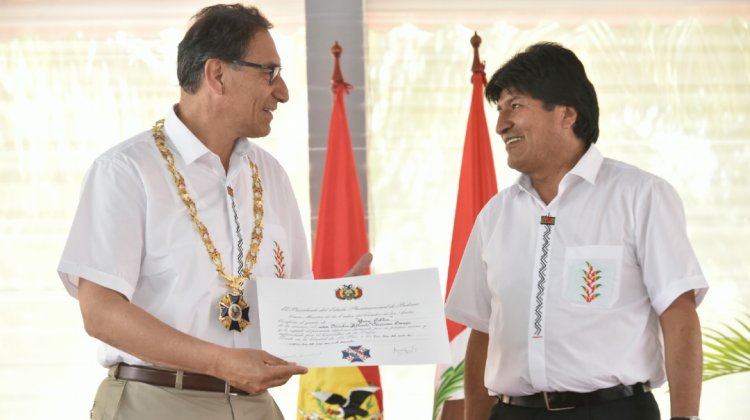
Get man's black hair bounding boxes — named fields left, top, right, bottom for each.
left=177, top=4, right=273, bottom=94
left=485, top=42, right=599, bottom=145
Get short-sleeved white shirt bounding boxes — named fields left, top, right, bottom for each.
left=445, top=144, right=708, bottom=396
left=58, top=105, right=313, bottom=367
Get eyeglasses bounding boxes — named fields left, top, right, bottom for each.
left=233, top=60, right=282, bottom=85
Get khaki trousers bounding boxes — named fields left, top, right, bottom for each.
left=90, top=366, right=284, bottom=420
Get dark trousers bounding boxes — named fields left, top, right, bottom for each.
left=488, top=392, right=660, bottom=420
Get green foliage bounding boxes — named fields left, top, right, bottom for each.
left=703, top=313, right=750, bottom=382
left=432, top=360, right=465, bottom=420
left=363, top=391, right=374, bottom=418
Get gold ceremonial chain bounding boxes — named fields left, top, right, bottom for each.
left=151, top=119, right=264, bottom=332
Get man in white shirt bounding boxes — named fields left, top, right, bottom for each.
left=445, top=43, right=707, bottom=420
left=58, top=5, right=369, bottom=419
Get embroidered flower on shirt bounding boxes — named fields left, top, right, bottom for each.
left=581, top=261, right=602, bottom=303
left=273, top=241, right=285, bottom=278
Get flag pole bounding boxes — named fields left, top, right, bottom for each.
left=331, top=41, right=345, bottom=97
left=471, top=32, right=485, bottom=75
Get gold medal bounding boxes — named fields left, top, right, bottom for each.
left=219, top=284, right=250, bottom=332
left=152, top=119, right=264, bottom=333
left=217, top=274, right=253, bottom=332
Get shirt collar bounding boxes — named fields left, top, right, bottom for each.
left=232, top=136, right=253, bottom=158
left=163, top=104, right=210, bottom=166
left=510, top=174, right=530, bottom=198
left=163, top=104, right=254, bottom=165
left=567, top=143, right=603, bottom=185
left=510, top=143, right=604, bottom=198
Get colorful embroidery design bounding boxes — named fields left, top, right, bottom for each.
left=533, top=218, right=554, bottom=338
left=335, top=284, right=363, bottom=300
left=227, top=186, right=246, bottom=276
left=581, top=261, right=602, bottom=303
left=342, top=345, right=371, bottom=363
left=273, top=241, right=285, bottom=278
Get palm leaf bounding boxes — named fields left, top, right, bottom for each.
left=432, top=360, right=465, bottom=420
left=702, top=313, right=750, bottom=382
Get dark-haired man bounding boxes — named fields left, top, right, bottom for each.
left=58, top=4, right=368, bottom=419
left=445, top=42, right=707, bottom=420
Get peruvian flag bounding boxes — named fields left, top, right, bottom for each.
left=433, top=32, right=498, bottom=420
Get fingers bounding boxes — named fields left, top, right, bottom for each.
left=266, top=375, right=294, bottom=389
left=248, top=364, right=308, bottom=394
left=257, top=350, right=308, bottom=374
left=240, top=374, right=295, bottom=395
left=269, top=363, right=308, bottom=376
left=260, top=351, right=290, bottom=366
left=232, top=359, right=308, bottom=395
left=343, top=252, right=373, bottom=277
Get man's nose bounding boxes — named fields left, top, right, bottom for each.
left=496, top=111, right=512, bottom=136
left=273, top=75, right=289, bottom=103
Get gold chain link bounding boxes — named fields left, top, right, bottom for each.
left=151, top=119, right=263, bottom=294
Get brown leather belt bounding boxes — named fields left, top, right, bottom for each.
left=497, top=382, right=651, bottom=411
left=115, top=363, right=249, bottom=396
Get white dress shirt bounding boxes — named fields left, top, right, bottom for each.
left=58, top=105, right=312, bottom=367
left=445, top=144, right=708, bottom=396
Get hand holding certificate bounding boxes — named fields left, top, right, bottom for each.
left=257, top=268, right=451, bottom=368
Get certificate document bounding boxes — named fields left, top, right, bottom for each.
left=256, top=268, right=451, bottom=368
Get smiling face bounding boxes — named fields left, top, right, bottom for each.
left=222, top=29, right=289, bottom=138
left=495, top=88, right=571, bottom=175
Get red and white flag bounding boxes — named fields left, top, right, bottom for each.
left=433, top=32, right=498, bottom=420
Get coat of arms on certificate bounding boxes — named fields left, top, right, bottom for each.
left=335, top=284, right=363, bottom=300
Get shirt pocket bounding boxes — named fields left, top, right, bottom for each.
left=258, top=223, right=289, bottom=279
left=561, top=245, right=623, bottom=308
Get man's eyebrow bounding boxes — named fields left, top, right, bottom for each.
left=497, top=96, right=521, bottom=110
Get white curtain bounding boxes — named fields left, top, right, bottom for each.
left=0, top=1, right=308, bottom=419
left=367, top=17, right=750, bottom=419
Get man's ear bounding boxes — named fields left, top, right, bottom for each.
left=204, top=58, right=225, bottom=95
left=561, top=106, right=578, bottom=131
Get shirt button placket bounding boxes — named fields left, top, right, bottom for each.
left=527, top=202, right=559, bottom=391
left=227, top=182, right=245, bottom=280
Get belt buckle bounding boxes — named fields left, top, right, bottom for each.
left=224, top=382, right=238, bottom=396
left=544, top=392, right=575, bottom=411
